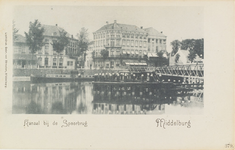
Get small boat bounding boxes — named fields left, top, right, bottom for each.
left=30, top=74, right=94, bottom=83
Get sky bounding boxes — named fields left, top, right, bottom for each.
left=13, top=6, right=203, bottom=52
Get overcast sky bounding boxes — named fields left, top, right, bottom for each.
left=13, top=6, right=203, bottom=52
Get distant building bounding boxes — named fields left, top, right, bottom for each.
left=36, top=24, right=77, bottom=69
left=13, top=24, right=79, bottom=70
left=169, top=49, right=203, bottom=66
left=13, top=34, right=37, bottom=69
left=93, top=20, right=167, bottom=69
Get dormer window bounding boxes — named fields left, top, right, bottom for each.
left=53, top=32, right=57, bottom=36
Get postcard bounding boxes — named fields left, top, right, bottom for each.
left=0, top=0, right=234, bottom=149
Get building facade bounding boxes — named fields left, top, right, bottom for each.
left=13, top=24, right=78, bottom=70
left=93, top=20, right=167, bottom=69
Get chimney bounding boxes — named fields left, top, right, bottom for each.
left=114, top=20, right=117, bottom=23
left=140, top=26, right=143, bottom=29
left=106, top=21, right=109, bottom=25
left=55, top=24, right=58, bottom=26
left=161, top=31, right=163, bottom=33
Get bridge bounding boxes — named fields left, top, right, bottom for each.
left=154, top=64, right=204, bottom=79
left=130, top=63, right=204, bottom=84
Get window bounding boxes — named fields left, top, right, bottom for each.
left=111, top=41, right=115, bottom=47
left=144, top=41, right=147, bottom=47
left=156, top=39, right=158, bottom=43
left=45, top=44, right=49, bottom=54
left=122, top=40, right=125, bottom=46
left=139, top=41, right=142, bottom=47
left=135, top=41, right=138, bottom=47
left=53, top=58, right=57, bottom=66
left=116, top=35, right=120, bottom=38
left=116, top=40, right=120, bottom=46
left=111, top=51, right=114, bottom=56
left=160, top=40, right=162, bottom=44
left=131, top=40, right=134, bottom=46
left=111, top=35, right=115, bottom=38
left=127, top=40, right=130, bottom=46
left=59, top=58, right=63, bottom=66
left=67, top=61, right=73, bottom=66
left=38, top=57, right=42, bottom=66
left=116, top=50, right=120, bottom=56
left=45, top=58, right=48, bottom=66
left=156, top=46, right=158, bottom=53
left=148, top=39, right=150, bottom=43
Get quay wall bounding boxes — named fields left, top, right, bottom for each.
left=13, top=69, right=128, bottom=77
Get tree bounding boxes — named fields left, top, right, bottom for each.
left=175, top=53, right=180, bottom=63
left=100, top=49, right=109, bottom=68
left=25, top=20, right=45, bottom=54
left=181, top=39, right=195, bottom=50
left=52, top=29, right=69, bottom=54
left=170, top=40, right=181, bottom=56
left=12, top=20, right=19, bottom=42
left=181, top=38, right=204, bottom=62
left=77, top=28, right=89, bottom=67
left=25, top=20, right=45, bottom=69
left=188, top=48, right=197, bottom=63
left=194, top=39, right=204, bottom=59
left=157, top=50, right=164, bottom=58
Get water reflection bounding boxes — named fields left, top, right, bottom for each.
left=12, top=81, right=203, bottom=114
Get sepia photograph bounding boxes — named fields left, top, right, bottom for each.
left=12, top=6, right=204, bottom=115
left=0, top=1, right=234, bottom=149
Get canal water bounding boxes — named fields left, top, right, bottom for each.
left=12, top=81, right=204, bottom=115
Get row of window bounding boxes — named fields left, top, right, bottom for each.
left=94, top=39, right=148, bottom=48
left=148, top=39, right=166, bottom=44
left=94, top=33, right=147, bottom=40
left=37, top=57, right=73, bottom=66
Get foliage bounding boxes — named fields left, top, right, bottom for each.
left=12, top=20, right=19, bottom=42
left=100, top=49, right=109, bottom=60
left=92, top=50, right=95, bottom=60
left=25, top=20, right=45, bottom=54
left=52, top=29, right=69, bottom=54
left=194, top=39, right=204, bottom=59
left=175, top=53, right=180, bottom=63
left=77, top=27, right=89, bottom=53
left=170, top=40, right=181, bottom=56
left=188, top=48, right=197, bottom=63
left=157, top=50, right=164, bottom=58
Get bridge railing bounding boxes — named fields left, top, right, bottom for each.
left=155, top=63, right=204, bottom=78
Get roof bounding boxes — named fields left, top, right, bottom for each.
left=42, top=24, right=71, bottom=38
left=144, top=27, right=166, bottom=37
left=179, top=50, right=189, bottom=57
left=96, top=22, right=146, bottom=33
left=14, top=34, right=26, bottom=43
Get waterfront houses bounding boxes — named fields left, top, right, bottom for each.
left=92, top=20, right=167, bottom=69
left=13, top=24, right=78, bottom=70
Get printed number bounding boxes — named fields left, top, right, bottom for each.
left=225, top=144, right=234, bottom=148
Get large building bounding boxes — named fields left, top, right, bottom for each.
left=13, top=24, right=79, bottom=70
left=92, top=20, right=167, bottom=69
